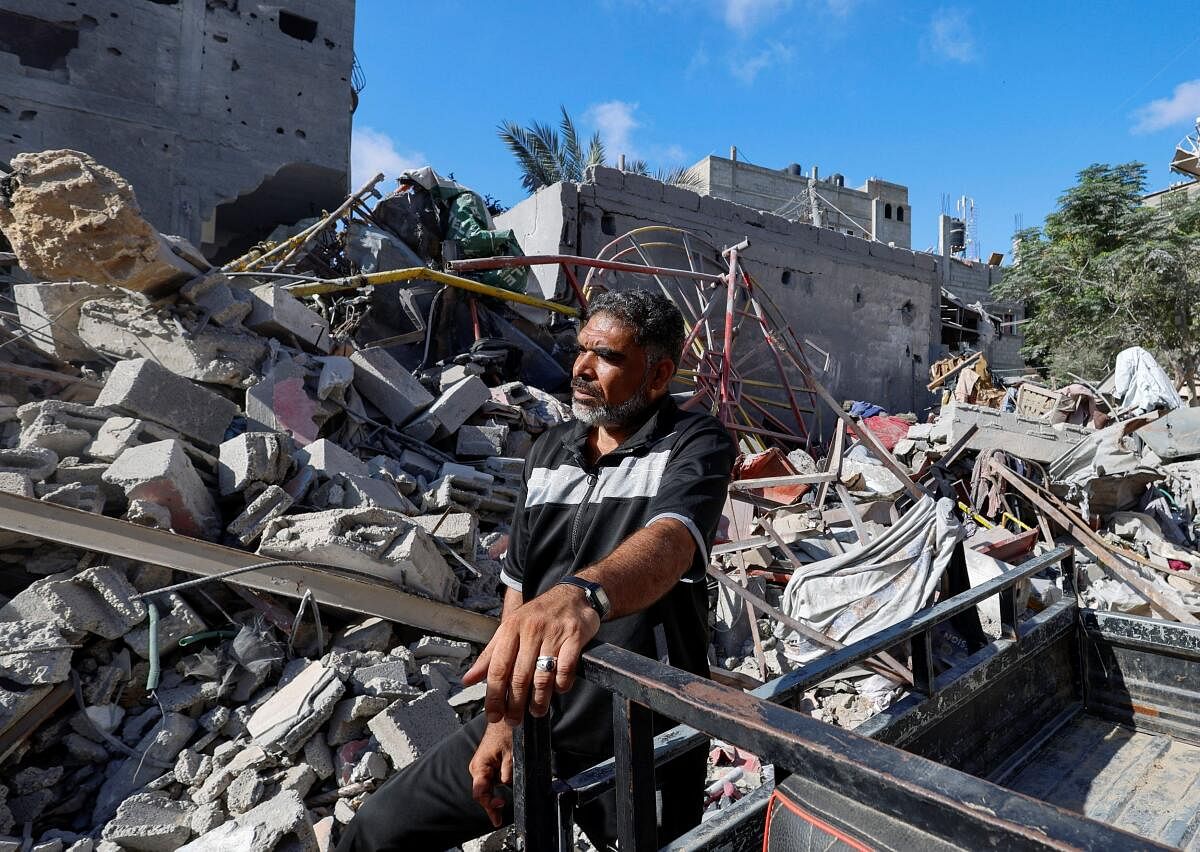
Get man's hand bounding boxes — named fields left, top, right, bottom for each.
left=463, top=584, right=600, bottom=727
left=469, top=721, right=513, bottom=828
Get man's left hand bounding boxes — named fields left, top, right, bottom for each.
left=463, top=584, right=601, bottom=727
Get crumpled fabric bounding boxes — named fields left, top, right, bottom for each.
left=1112, top=346, right=1182, bottom=415
left=970, top=448, right=1025, bottom=518
left=1051, top=383, right=1107, bottom=429
left=778, top=496, right=964, bottom=662
left=848, top=401, right=887, bottom=419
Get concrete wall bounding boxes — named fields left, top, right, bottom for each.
left=690, top=155, right=911, bottom=248
left=0, top=0, right=354, bottom=257
left=498, top=166, right=1027, bottom=428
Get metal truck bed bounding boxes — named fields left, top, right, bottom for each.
left=1003, top=713, right=1200, bottom=849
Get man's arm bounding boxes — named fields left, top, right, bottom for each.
left=462, top=518, right=695, bottom=727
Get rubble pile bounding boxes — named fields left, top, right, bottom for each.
left=0, top=151, right=568, bottom=849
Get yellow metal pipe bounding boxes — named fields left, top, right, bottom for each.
left=285, top=268, right=580, bottom=317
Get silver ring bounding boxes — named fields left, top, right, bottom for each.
left=535, top=655, right=557, bottom=673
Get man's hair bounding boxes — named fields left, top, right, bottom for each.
left=583, top=289, right=686, bottom=370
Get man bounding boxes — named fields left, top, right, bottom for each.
left=337, top=289, right=736, bottom=851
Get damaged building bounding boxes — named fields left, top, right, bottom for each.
left=0, top=0, right=355, bottom=259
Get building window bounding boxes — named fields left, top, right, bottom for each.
left=278, top=10, right=318, bottom=42
left=884, top=203, right=893, bottom=219
left=896, top=205, right=905, bottom=222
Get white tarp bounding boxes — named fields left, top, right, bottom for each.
left=778, top=496, right=964, bottom=662
left=1112, top=346, right=1182, bottom=415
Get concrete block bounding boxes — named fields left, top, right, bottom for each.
left=103, top=440, right=219, bottom=539
left=258, top=508, right=458, bottom=602
left=189, top=802, right=225, bottom=835
left=410, top=512, right=477, bottom=557
left=179, top=273, right=251, bottom=327
left=317, top=355, right=355, bottom=402
left=933, top=402, right=1089, bottom=464
left=0, top=472, right=34, bottom=496
left=456, top=424, right=508, bottom=458
left=367, top=690, right=460, bottom=771
left=303, top=735, right=335, bottom=781
left=244, top=357, right=329, bottom=447
left=350, top=750, right=389, bottom=783
left=218, top=432, right=291, bottom=496
left=177, top=790, right=316, bottom=852
left=0, top=564, right=144, bottom=640
left=326, top=695, right=390, bottom=746
left=247, top=661, right=345, bottom=754
left=440, top=462, right=494, bottom=488
left=124, top=593, right=205, bottom=658
left=338, top=474, right=415, bottom=512
left=87, top=417, right=147, bottom=462
left=93, top=713, right=197, bottom=823
left=366, top=456, right=417, bottom=494
left=227, top=485, right=294, bottom=546
left=0, top=447, right=58, bottom=481
left=294, top=438, right=369, bottom=480
left=411, top=636, right=473, bottom=664
left=396, top=448, right=441, bottom=481
left=224, top=767, right=265, bottom=814
left=95, top=359, right=238, bottom=446
left=350, top=348, right=434, bottom=425
left=11, top=281, right=108, bottom=361
left=277, top=763, right=317, bottom=799
left=247, top=283, right=332, bottom=353
left=0, top=622, right=70, bottom=685
left=17, top=401, right=111, bottom=457
left=101, top=793, right=195, bottom=851
left=333, top=617, right=393, bottom=653
left=406, top=376, right=490, bottom=441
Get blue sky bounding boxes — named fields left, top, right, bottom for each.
left=351, top=0, right=1200, bottom=258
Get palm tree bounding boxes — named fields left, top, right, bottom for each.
left=498, top=107, right=702, bottom=193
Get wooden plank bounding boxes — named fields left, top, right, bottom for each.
left=927, top=351, right=982, bottom=392
left=806, top=374, right=926, bottom=500
left=814, top=419, right=845, bottom=511
left=729, top=472, right=836, bottom=490
left=991, top=465, right=1198, bottom=624
left=834, top=483, right=870, bottom=546
left=0, top=682, right=72, bottom=764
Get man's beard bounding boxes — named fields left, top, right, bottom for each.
left=571, top=376, right=654, bottom=428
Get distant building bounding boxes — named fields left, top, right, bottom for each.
left=0, top=0, right=356, bottom=260
left=688, top=152, right=912, bottom=248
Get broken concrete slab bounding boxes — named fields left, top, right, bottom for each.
left=247, top=660, right=345, bottom=755
left=410, top=512, right=478, bottom=558
left=0, top=622, right=71, bottom=685
left=332, top=617, right=394, bottom=653
left=456, top=424, right=508, bottom=458
left=0, top=150, right=200, bottom=296
left=218, top=432, right=291, bottom=496
left=0, top=447, right=58, bottom=481
left=178, top=274, right=250, bottom=328
left=246, top=282, right=333, bottom=353
left=326, top=695, right=389, bottom=746
left=92, top=712, right=197, bottom=823
left=930, top=402, right=1091, bottom=465
left=0, top=472, right=34, bottom=497
left=10, top=281, right=109, bottom=362
left=0, top=564, right=145, bottom=640
left=316, top=356, right=355, bottom=403
left=257, top=508, right=458, bottom=602
left=17, top=401, right=111, bottom=458
left=349, top=347, right=434, bottom=426
left=176, top=790, right=316, bottom=852
left=101, top=793, right=195, bottom=851
left=294, top=439, right=369, bottom=480
left=405, top=376, right=491, bottom=442
left=367, top=690, right=461, bottom=771
left=78, top=299, right=266, bottom=387
left=95, top=359, right=238, bottom=447
left=337, top=474, right=415, bottom=513
left=243, top=356, right=329, bottom=447
left=102, top=440, right=220, bottom=539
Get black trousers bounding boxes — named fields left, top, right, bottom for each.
left=335, top=712, right=706, bottom=851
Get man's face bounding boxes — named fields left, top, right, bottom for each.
left=571, top=312, right=658, bottom=428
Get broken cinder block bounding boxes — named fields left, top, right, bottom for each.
left=102, top=440, right=220, bottom=539
left=349, top=347, right=434, bottom=426
left=95, top=359, right=238, bottom=447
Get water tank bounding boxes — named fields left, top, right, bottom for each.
left=948, top=218, right=966, bottom=252
left=785, top=163, right=803, bottom=176
left=831, top=173, right=844, bottom=187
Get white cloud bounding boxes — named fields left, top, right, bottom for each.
left=1133, top=79, right=1200, bottom=133
left=659, top=143, right=688, bottom=164
left=819, top=0, right=858, bottom=16
left=586, top=100, right=641, bottom=160
left=924, top=8, right=976, bottom=63
left=723, top=0, right=791, bottom=33
left=351, top=126, right=424, bottom=189
left=729, top=42, right=793, bottom=84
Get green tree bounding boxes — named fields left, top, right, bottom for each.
left=997, top=162, right=1200, bottom=393
left=498, top=106, right=700, bottom=193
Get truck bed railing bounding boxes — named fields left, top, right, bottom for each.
left=511, top=546, right=1157, bottom=850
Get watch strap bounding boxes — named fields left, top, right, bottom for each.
left=556, top=576, right=610, bottom=619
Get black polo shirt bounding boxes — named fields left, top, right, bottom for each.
left=501, top=395, right=736, bottom=757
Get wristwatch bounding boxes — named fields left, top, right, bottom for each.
left=556, top=576, right=611, bottom=620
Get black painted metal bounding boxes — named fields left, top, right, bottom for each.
left=910, top=629, right=935, bottom=696
left=613, top=697, right=657, bottom=850
left=514, top=712, right=557, bottom=851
